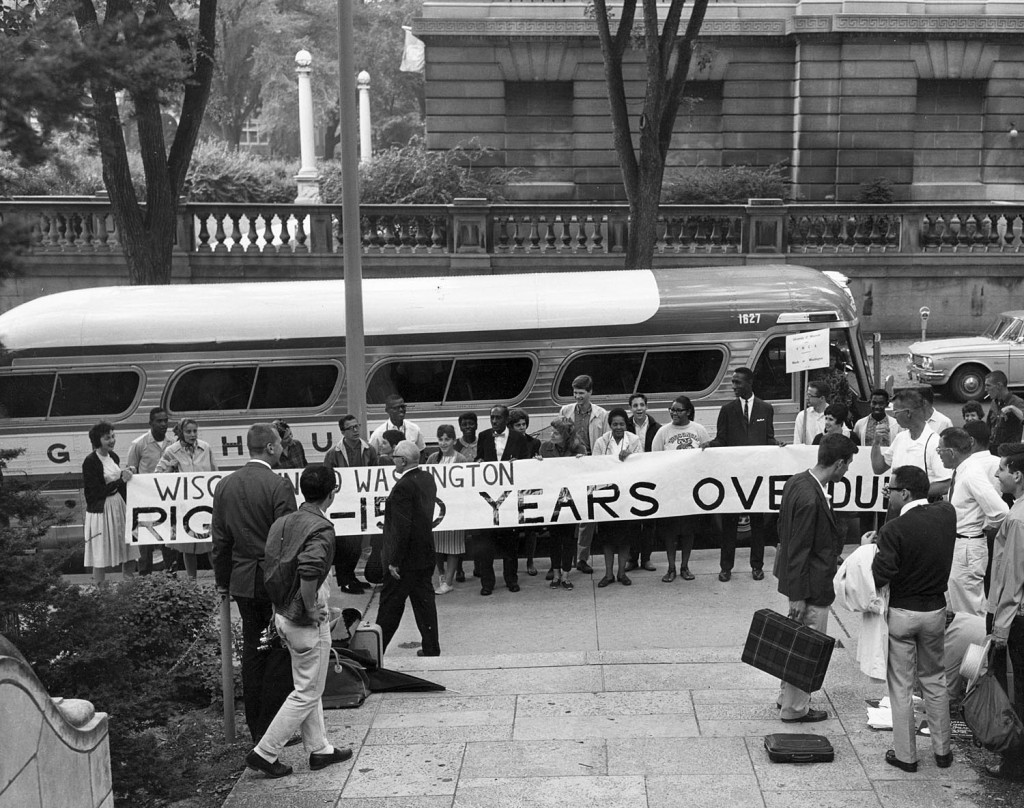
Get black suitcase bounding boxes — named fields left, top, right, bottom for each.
left=764, top=733, right=834, bottom=763
left=742, top=608, right=835, bottom=692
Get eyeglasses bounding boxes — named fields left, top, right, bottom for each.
left=883, top=485, right=908, bottom=497
left=936, top=446, right=954, bottom=455
left=343, top=423, right=361, bottom=431
left=669, top=407, right=686, bottom=413
left=806, top=393, right=822, bottom=399
left=889, top=408, right=912, bottom=417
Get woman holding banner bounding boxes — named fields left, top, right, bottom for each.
left=83, top=421, right=139, bottom=584
left=538, top=417, right=586, bottom=589
left=426, top=424, right=468, bottom=595
left=154, top=418, right=218, bottom=579
left=593, top=409, right=642, bottom=588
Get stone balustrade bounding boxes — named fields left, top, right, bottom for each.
left=2, top=198, right=1021, bottom=258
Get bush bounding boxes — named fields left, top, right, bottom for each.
left=322, top=137, right=521, bottom=204
left=661, top=162, right=791, bottom=204
left=857, top=177, right=895, bottom=204
left=184, top=140, right=297, bottom=204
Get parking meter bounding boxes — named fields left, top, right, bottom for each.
left=920, top=306, right=930, bottom=341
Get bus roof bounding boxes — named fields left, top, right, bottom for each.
left=0, top=265, right=856, bottom=357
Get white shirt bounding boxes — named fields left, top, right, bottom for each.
left=369, top=419, right=425, bottom=454
left=651, top=422, right=710, bottom=451
left=632, top=417, right=650, bottom=451
left=592, top=430, right=642, bottom=457
left=793, top=407, right=827, bottom=445
left=881, top=425, right=952, bottom=485
left=949, top=451, right=1007, bottom=537
left=493, top=430, right=508, bottom=459
left=928, top=410, right=953, bottom=435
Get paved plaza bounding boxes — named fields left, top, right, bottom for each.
left=222, top=545, right=994, bottom=808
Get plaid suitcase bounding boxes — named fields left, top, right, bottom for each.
left=741, top=608, right=835, bottom=692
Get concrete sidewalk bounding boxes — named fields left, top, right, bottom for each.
left=221, top=546, right=990, bottom=808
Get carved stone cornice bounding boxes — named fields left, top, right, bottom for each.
left=414, top=13, right=1024, bottom=39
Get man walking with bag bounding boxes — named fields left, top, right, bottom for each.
left=246, top=464, right=353, bottom=778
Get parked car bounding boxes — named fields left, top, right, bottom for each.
left=907, top=311, right=1024, bottom=401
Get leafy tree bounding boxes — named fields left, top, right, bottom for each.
left=2, top=0, right=219, bottom=284
left=591, top=0, right=711, bottom=268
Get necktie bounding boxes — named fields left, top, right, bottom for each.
left=743, top=397, right=749, bottom=422
left=948, top=469, right=956, bottom=502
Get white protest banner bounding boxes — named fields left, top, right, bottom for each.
left=124, top=446, right=886, bottom=545
left=786, top=328, right=830, bottom=373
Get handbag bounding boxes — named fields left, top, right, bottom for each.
left=960, top=642, right=1024, bottom=753
left=322, top=647, right=370, bottom=709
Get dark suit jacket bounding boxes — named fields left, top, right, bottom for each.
left=381, top=467, right=437, bottom=572
left=773, top=470, right=839, bottom=606
left=627, top=415, right=662, bottom=453
left=211, top=461, right=297, bottom=598
left=710, top=396, right=776, bottom=447
left=477, top=428, right=532, bottom=461
left=872, top=501, right=956, bottom=612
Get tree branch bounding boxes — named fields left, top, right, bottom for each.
left=661, top=0, right=710, bottom=155
left=168, top=0, right=217, bottom=194
left=593, top=0, right=639, bottom=198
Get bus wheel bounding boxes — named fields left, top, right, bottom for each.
left=949, top=364, right=986, bottom=402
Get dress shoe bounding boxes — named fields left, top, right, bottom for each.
left=246, top=751, right=293, bottom=779
left=340, top=582, right=365, bottom=594
left=985, top=761, right=1024, bottom=781
left=526, top=564, right=538, bottom=576
left=617, top=573, right=632, bottom=586
left=718, top=570, right=731, bottom=582
left=641, top=561, right=657, bottom=571
left=550, top=578, right=561, bottom=589
left=597, top=576, right=614, bottom=588
left=680, top=567, right=695, bottom=581
left=662, top=569, right=677, bottom=583
left=480, top=587, right=492, bottom=596
left=455, top=570, right=466, bottom=583
left=545, top=568, right=555, bottom=581
left=309, top=747, right=354, bottom=771
left=934, top=752, right=953, bottom=769
left=577, top=560, right=594, bottom=574
left=752, top=569, right=765, bottom=581
left=884, top=749, right=917, bottom=773
left=560, top=579, right=574, bottom=590
left=508, top=583, right=521, bottom=593
left=434, top=582, right=454, bottom=595
left=416, top=649, right=440, bottom=657
left=781, top=708, right=828, bottom=723
left=624, top=561, right=637, bottom=572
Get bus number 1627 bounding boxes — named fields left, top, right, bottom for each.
left=738, top=312, right=761, bottom=324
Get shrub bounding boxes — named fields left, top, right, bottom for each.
left=184, top=140, right=297, bottom=204
left=0, top=132, right=145, bottom=198
left=857, top=177, right=895, bottom=204
left=661, top=162, right=791, bottom=204
left=322, top=137, right=521, bottom=204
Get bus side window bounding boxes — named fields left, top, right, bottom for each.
left=640, top=349, right=725, bottom=395
left=50, top=371, right=140, bottom=417
left=557, top=353, right=643, bottom=398
left=752, top=336, right=791, bottom=401
left=250, top=365, right=340, bottom=410
left=170, top=367, right=257, bottom=412
left=0, top=373, right=54, bottom=418
left=367, top=360, right=451, bottom=404
left=447, top=357, right=533, bottom=402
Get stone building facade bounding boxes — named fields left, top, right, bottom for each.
left=412, top=1, right=1024, bottom=202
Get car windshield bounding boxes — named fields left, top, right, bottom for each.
left=981, top=315, right=1024, bottom=342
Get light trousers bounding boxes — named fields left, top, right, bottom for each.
left=946, top=538, right=988, bottom=617
left=255, top=614, right=330, bottom=760
left=779, top=602, right=830, bottom=720
left=887, top=606, right=950, bottom=764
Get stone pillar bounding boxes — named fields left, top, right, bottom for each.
left=358, top=71, right=372, bottom=164
left=294, top=50, right=321, bottom=203
left=744, top=198, right=786, bottom=257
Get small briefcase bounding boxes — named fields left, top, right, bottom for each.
left=764, top=733, right=834, bottom=763
left=741, top=608, right=835, bottom=693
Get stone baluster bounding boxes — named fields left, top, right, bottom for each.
left=430, top=218, right=444, bottom=251
left=724, top=216, right=740, bottom=252
left=228, top=213, right=243, bottom=252
left=1010, top=215, right=1023, bottom=250
left=245, top=213, right=261, bottom=252
left=787, top=216, right=805, bottom=252
left=868, top=215, right=883, bottom=248
left=293, top=214, right=308, bottom=252
left=212, top=214, right=228, bottom=252
left=94, top=212, right=110, bottom=250
left=655, top=216, right=669, bottom=253
left=195, top=215, right=210, bottom=251
left=381, top=217, right=397, bottom=252
left=80, top=212, right=94, bottom=249
left=589, top=216, right=603, bottom=252
left=708, top=217, right=723, bottom=251
left=526, top=216, right=540, bottom=251
left=936, top=213, right=954, bottom=251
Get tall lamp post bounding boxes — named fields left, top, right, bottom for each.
left=338, top=0, right=367, bottom=434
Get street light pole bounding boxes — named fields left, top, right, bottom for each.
left=338, top=0, right=367, bottom=436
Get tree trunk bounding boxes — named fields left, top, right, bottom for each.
left=624, top=149, right=665, bottom=269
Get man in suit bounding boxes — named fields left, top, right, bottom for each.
left=378, top=440, right=441, bottom=657
left=708, top=366, right=780, bottom=581
left=872, top=465, right=956, bottom=773
left=474, top=405, right=532, bottom=595
left=212, top=423, right=297, bottom=742
left=626, top=392, right=660, bottom=571
left=774, top=432, right=858, bottom=723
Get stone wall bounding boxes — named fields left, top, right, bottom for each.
left=0, top=656, right=112, bottom=808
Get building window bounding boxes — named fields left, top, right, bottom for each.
left=241, top=117, right=270, bottom=147
left=913, top=80, right=986, bottom=185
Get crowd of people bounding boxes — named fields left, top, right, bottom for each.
left=78, top=366, right=1024, bottom=782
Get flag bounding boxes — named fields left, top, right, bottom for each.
left=400, top=25, right=425, bottom=73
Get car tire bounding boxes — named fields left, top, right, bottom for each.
left=948, top=364, right=987, bottom=402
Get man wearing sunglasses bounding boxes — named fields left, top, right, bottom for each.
left=870, top=389, right=951, bottom=501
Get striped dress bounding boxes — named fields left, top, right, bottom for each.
left=426, top=450, right=468, bottom=554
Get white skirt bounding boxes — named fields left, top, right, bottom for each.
left=84, top=493, right=140, bottom=569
